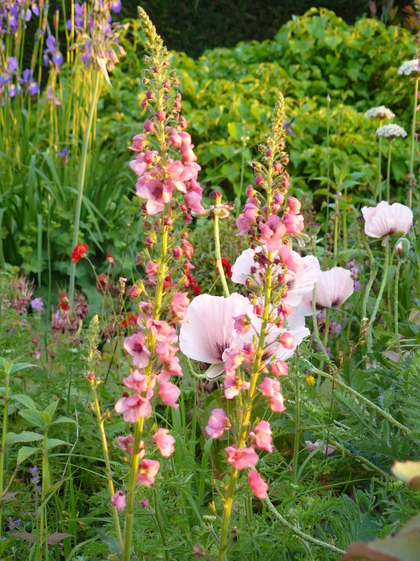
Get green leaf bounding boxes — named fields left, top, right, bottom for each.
left=97, top=530, right=121, bottom=554
left=44, top=400, right=59, bottom=421
left=10, top=362, right=35, bottom=376
left=6, top=431, right=44, bottom=445
left=19, top=409, right=45, bottom=429
left=12, top=394, right=38, bottom=410
left=17, top=446, right=39, bottom=464
left=39, top=411, right=51, bottom=425
left=50, top=416, right=77, bottom=426
left=45, top=438, right=69, bottom=450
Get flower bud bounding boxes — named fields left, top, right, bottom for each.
left=143, top=119, right=154, bottom=133
left=156, top=109, right=166, bottom=121
left=395, top=237, right=410, bottom=262
left=146, top=90, right=154, bottom=99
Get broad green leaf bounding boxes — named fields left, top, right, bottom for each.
left=50, top=416, right=77, bottom=426
left=6, top=431, right=43, bottom=445
left=45, top=438, right=69, bottom=450
left=10, top=362, right=35, bottom=376
left=44, top=400, right=59, bottom=421
left=39, top=411, right=51, bottom=425
left=12, top=394, right=38, bottom=410
left=17, top=446, right=39, bottom=464
left=19, top=409, right=45, bottom=429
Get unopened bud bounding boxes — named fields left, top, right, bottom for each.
left=395, top=237, right=410, bottom=262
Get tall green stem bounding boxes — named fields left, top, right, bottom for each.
left=361, top=231, right=377, bottom=324
left=376, top=135, right=382, bottom=202
left=386, top=140, right=392, bottom=202
left=91, top=385, right=123, bottom=552
left=69, top=71, right=102, bottom=306
left=292, top=375, right=300, bottom=486
left=394, top=260, right=402, bottom=359
left=0, top=376, right=8, bottom=539
left=214, top=214, right=230, bottom=298
left=366, top=238, right=390, bottom=353
left=409, top=78, right=419, bottom=209
left=153, top=488, right=169, bottom=561
left=325, top=93, right=331, bottom=251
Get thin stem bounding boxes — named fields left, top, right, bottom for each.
left=69, top=71, right=102, bottom=306
left=214, top=214, right=230, bottom=298
left=325, top=94, right=331, bottom=250
left=367, top=238, right=390, bottom=353
left=361, top=231, right=377, bottom=325
left=0, top=375, right=9, bottom=539
left=292, top=375, right=300, bottom=486
left=153, top=487, right=169, bottom=561
left=409, top=77, right=419, bottom=209
left=394, top=260, right=402, bottom=359
left=91, top=384, right=123, bottom=552
left=386, top=140, right=392, bottom=202
left=377, top=135, right=382, bottom=202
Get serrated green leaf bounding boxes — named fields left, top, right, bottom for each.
left=45, top=438, right=69, bottom=450
left=6, top=431, right=43, bottom=445
left=17, top=446, right=39, bottom=464
left=19, top=409, right=45, bottom=429
left=13, top=394, right=38, bottom=410
left=50, top=416, right=77, bottom=426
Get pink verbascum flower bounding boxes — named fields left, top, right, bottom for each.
left=171, top=292, right=190, bottom=322
left=362, top=201, right=413, bottom=238
left=259, top=215, right=286, bottom=252
left=153, top=428, right=175, bottom=457
left=117, top=434, right=144, bottom=457
left=224, top=371, right=250, bottom=399
left=251, top=420, right=273, bottom=453
left=137, top=459, right=160, bottom=486
left=114, top=394, right=152, bottom=422
left=111, top=490, right=126, bottom=511
left=248, top=470, right=268, bottom=499
left=158, top=380, right=181, bottom=407
left=305, top=440, right=335, bottom=456
left=259, top=377, right=286, bottom=412
left=123, top=333, right=151, bottom=368
left=300, top=267, right=354, bottom=314
left=226, top=446, right=258, bottom=470
left=206, top=408, right=231, bottom=438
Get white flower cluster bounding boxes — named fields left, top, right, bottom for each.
left=375, top=124, right=407, bottom=139
left=365, top=106, right=395, bottom=120
left=398, top=59, right=420, bottom=76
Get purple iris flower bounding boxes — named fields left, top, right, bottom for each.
left=67, top=3, right=85, bottom=31
left=0, top=57, right=18, bottom=86
left=43, top=36, right=63, bottom=68
left=19, top=69, right=40, bottom=96
left=110, top=0, right=122, bottom=13
left=40, top=85, right=61, bottom=106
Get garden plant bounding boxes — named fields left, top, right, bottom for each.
left=1, top=2, right=420, bottom=561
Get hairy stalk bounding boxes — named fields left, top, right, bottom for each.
left=361, top=231, right=377, bottom=326
left=386, top=140, right=392, bottom=202
left=69, top=70, right=102, bottom=306
left=394, top=260, right=402, bottom=358
left=325, top=93, right=331, bottom=250
left=214, top=214, right=230, bottom=298
left=376, top=134, right=382, bottom=202
left=91, top=384, right=123, bottom=551
left=0, top=375, right=9, bottom=539
left=409, top=77, right=419, bottom=209
left=367, top=238, right=390, bottom=353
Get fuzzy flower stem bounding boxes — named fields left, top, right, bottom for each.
left=376, top=120, right=383, bottom=202
left=292, top=373, right=301, bottom=486
left=367, top=238, right=390, bottom=353
left=361, top=231, right=377, bottom=328
left=214, top=214, right=230, bottom=298
left=264, top=496, right=345, bottom=555
left=69, top=70, right=102, bottom=307
left=301, top=359, right=410, bottom=434
left=153, top=487, right=169, bottom=561
left=409, top=78, right=419, bottom=209
left=386, top=140, right=392, bottom=202
left=394, top=260, right=402, bottom=359
left=91, top=383, right=123, bottom=552
left=325, top=94, right=331, bottom=249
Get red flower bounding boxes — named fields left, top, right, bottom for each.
left=215, top=257, right=233, bottom=279
left=122, top=311, right=138, bottom=328
left=105, top=251, right=115, bottom=268
left=185, top=271, right=201, bottom=295
left=71, top=244, right=88, bottom=264
left=57, top=295, right=70, bottom=311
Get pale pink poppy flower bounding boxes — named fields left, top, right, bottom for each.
left=171, top=292, right=190, bottom=322
left=300, top=267, right=354, bottom=314
left=179, top=293, right=249, bottom=365
left=225, top=445, right=259, bottom=470
left=248, top=470, right=268, bottom=499
left=137, top=459, right=160, bottom=486
left=111, top=490, right=126, bottom=511
left=231, top=247, right=320, bottom=307
left=153, top=428, right=175, bottom=457
left=251, top=420, right=273, bottom=453
left=158, top=380, right=181, bottom=407
left=123, top=333, right=151, bottom=369
left=114, top=394, right=152, bottom=422
left=305, top=440, right=335, bottom=456
left=206, top=408, right=231, bottom=439
left=362, top=201, right=413, bottom=239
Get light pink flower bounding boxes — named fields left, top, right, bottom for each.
left=271, top=360, right=288, bottom=376
left=226, top=446, right=258, bottom=470
left=223, top=347, right=244, bottom=374
left=111, top=490, right=126, bottom=511
left=117, top=434, right=144, bottom=457
left=233, top=314, right=251, bottom=334
left=123, top=333, right=151, bottom=368
left=179, top=293, right=249, bottom=365
left=129, top=133, right=146, bottom=152
left=282, top=212, right=304, bottom=234
left=158, top=380, right=181, bottom=407
left=224, top=371, right=250, bottom=399
left=300, top=267, right=354, bottom=314
left=252, top=421, right=273, bottom=453
left=206, top=408, right=231, bottom=439
left=114, top=394, right=152, bottom=422
left=259, top=215, right=286, bottom=252
left=153, top=428, right=175, bottom=457
left=305, top=440, right=335, bottom=456
left=248, top=470, right=268, bottom=499
left=137, top=459, right=160, bottom=486
left=171, top=292, right=190, bottom=321
left=362, top=201, right=413, bottom=238
left=123, top=370, right=148, bottom=393
left=279, top=332, right=294, bottom=349
left=259, top=378, right=286, bottom=412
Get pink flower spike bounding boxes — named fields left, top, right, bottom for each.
left=111, top=490, right=126, bottom=511
left=114, top=394, right=152, bottom=423
left=253, top=421, right=273, bottom=453
left=226, top=446, right=259, bottom=470
left=153, top=428, right=175, bottom=457
left=206, top=408, right=231, bottom=439
left=123, top=370, right=148, bottom=392
left=248, top=470, right=268, bottom=499
left=158, top=381, right=181, bottom=407
left=259, top=215, right=286, bottom=252
left=116, top=434, right=145, bottom=457
left=129, top=133, right=146, bottom=152
left=123, top=333, right=151, bottom=369
left=137, top=459, right=160, bottom=486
